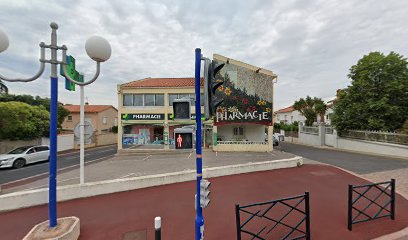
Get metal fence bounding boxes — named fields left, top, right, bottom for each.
left=341, top=130, right=408, bottom=145
left=300, top=126, right=319, bottom=135
left=236, top=192, right=310, bottom=240
left=325, top=127, right=334, bottom=135
left=348, top=179, right=395, bottom=231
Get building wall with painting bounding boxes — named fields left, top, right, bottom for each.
left=212, top=54, right=277, bottom=152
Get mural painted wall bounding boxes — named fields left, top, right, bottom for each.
left=213, top=57, right=274, bottom=126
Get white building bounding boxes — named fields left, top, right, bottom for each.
left=274, top=106, right=306, bottom=124
left=275, top=101, right=334, bottom=125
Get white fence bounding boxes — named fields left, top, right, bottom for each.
left=298, top=125, right=408, bottom=158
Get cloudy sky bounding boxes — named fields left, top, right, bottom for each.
left=0, top=0, right=407, bottom=110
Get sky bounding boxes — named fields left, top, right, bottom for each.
left=0, top=0, right=407, bottom=110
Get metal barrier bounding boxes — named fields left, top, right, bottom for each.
left=348, top=179, right=395, bottom=231
left=235, top=192, right=310, bottom=240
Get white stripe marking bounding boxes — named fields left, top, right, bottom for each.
left=118, top=173, right=135, bottom=179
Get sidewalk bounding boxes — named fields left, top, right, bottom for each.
left=1, top=150, right=297, bottom=194
left=1, top=164, right=407, bottom=240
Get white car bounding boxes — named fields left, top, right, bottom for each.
left=0, top=145, right=50, bottom=169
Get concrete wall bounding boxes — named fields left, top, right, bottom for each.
left=0, top=139, right=42, bottom=154
left=218, top=124, right=265, bottom=141
left=298, top=126, right=408, bottom=158
left=325, top=134, right=336, bottom=147
left=299, top=132, right=321, bottom=146
left=337, top=138, right=408, bottom=158
left=96, top=133, right=117, bottom=146
left=41, top=134, right=74, bottom=152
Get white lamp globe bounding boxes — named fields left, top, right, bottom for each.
left=85, top=36, right=111, bottom=62
left=0, top=29, right=9, bottom=53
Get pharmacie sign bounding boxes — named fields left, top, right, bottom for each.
left=122, top=113, right=165, bottom=121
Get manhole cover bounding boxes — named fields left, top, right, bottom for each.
left=310, top=170, right=336, bottom=176
left=122, top=229, right=147, bottom=240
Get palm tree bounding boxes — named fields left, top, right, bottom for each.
left=293, top=96, right=327, bottom=126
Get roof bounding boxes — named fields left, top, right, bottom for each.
left=276, top=106, right=295, bottom=113
left=121, top=77, right=204, bottom=88
left=64, top=105, right=117, bottom=113
left=213, top=54, right=277, bottom=78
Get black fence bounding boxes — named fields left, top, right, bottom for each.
left=348, top=179, right=395, bottom=231
left=235, top=192, right=310, bottom=240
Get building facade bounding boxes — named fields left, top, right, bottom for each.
left=211, top=54, right=277, bottom=152
left=117, top=77, right=207, bottom=150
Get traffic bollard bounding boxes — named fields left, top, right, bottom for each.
left=155, top=216, right=161, bottom=240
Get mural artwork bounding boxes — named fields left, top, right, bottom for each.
left=214, top=60, right=274, bottom=126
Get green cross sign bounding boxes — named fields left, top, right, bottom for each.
left=60, top=55, right=84, bottom=91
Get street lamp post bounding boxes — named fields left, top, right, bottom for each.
left=0, top=22, right=111, bottom=228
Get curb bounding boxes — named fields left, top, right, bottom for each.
left=0, top=156, right=302, bottom=212
left=285, top=141, right=408, bottom=161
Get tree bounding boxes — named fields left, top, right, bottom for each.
left=0, top=80, right=8, bottom=94
left=293, top=96, right=326, bottom=126
left=0, top=101, right=50, bottom=140
left=0, top=94, right=69, bottom=128
left=332, top=52, right=408, bottom=133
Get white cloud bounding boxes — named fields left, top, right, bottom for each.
left=0, top=0, right=407, bottom=110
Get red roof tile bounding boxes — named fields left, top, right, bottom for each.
left=64, top=105, right=116, bottom=113
left=122, top=77, right=204, bottom=88
left=276, top=106, right=295, bottom=113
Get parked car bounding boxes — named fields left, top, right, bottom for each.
left=0, top=145, right=50, bottom=169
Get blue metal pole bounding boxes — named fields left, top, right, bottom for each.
left=49, top=76, right=58, bottom=227
left=194, top=48, right=203, bottom=240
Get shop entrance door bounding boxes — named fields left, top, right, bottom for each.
left=153, top=126, right=164, bottom=144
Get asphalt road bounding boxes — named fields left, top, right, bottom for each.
left=0, top=145, right=117, bottom=185
left=279, top=142, right=408, bottom=174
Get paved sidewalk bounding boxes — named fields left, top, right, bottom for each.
left=1, top=164, right=407, bottom=240
left=1, top=150, right=297, bottom=194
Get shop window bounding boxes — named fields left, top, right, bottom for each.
left=144, top=94, right=155, bottom=106
left=178, top=94, right=190, bottom=100
left=233, top=127, right=244, bottom=136
left=123, top=94, right=133, bottom=106
left=155, top=94, right=164, bottom=106
left=133, top=94, right=143, bottom=106
left=169, top=94, right=178, bottom=106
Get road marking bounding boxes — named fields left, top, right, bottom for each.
left=142, top=155, right=152, bottom=161
left=216, top=152, right=218, bottom=157
left=118, top=173, right=135, bottom=179
left=188, top=153, right=192, bottom=159
left=2, top=155, right=114, bottom=187
left=64, top=156, right=78, bottom=160
left=17, top=177, right=80, bottom=192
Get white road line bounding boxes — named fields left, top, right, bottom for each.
left=2, top=155, right=114, bottom=186
left=142, top=155, right=152, bottom=161
left=17, top=177, right=80, bottom=192
left=188, top=153, right=192, bottom=159
left=118, top=173, right=135, bottom=179
left=64, top=156, right=78, bottom=160
left=216, top=152, right=218, bottom=157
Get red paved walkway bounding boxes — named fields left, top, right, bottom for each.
left=1, top=164, right=407, bottom=240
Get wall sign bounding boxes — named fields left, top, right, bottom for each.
left=122, top=113, right=165, bottom=121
